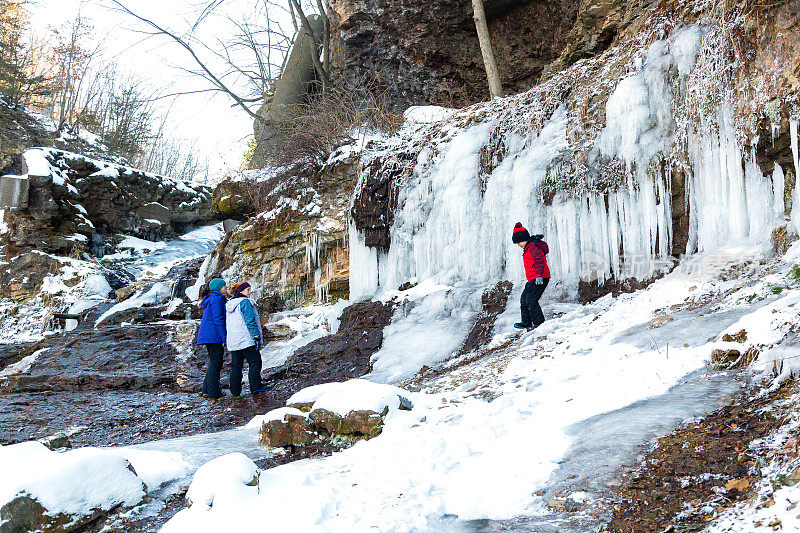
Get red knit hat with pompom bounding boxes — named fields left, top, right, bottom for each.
left=512, top=222, right=531, bottom=243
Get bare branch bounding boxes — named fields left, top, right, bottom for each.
left=107, top=0, right=265, bottom=124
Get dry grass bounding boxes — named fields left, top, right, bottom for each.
left=265, top=81, right=403, bottom=168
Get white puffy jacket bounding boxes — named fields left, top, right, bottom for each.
left=225, top=296, right=263, bottom=351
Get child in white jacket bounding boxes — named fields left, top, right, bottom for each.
left=225, top=282, right=265, bottom=396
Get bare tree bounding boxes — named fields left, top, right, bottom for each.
left=108, top=0, right=266, bottom=124
left=471, top=0, right=503, bottom=99
left=49, top=11, right=103, bottom=132
left=135, top=114, right=209, bottom=183
left=107, top=0, right=329, bottom=123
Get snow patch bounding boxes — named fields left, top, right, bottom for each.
left=245, top=407, right=306, bottom=430
left=184, top=453, right=259, bottom=510
left=0, top=442, right=145, bottom=518
left=288, top=379, right=410, bottom=416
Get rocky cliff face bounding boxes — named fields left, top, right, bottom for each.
left=329, top=0, right=579, bottom=108
left=0, top=148, right=212, bottom=300
left=203, top=153, right=359, bottom=311
left=238, top=0, right=800, bottom=305
left=347, top=0, right=800, bottom=300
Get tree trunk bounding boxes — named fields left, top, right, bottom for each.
left=471, top=0, right=503, bottom=99
left=289, top=0, right=329, bottom=89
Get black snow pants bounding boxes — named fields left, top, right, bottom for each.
left=229, top=345, right=263, bottom=396
left=520, top=277, right=550, bottom=327
left=201, top=343, right=224, bottom=397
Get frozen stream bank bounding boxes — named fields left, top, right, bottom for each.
left=159, top=245, right=800, bottom=532
left=435, top=370, right=747, bottom=533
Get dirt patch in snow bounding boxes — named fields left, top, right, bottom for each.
left=456, top=281, right=513, bottom=356
left=607, top=379, right=798, bottom=532
left=261, top=300, right=395, bottom=398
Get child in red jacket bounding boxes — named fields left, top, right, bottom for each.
left=512, top=222, right=550, bottom=331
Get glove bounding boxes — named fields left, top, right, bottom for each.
left=254, top=338, right=262, bottom=351
left=535, top=277, right=543, bottom=285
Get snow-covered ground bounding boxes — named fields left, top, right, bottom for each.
left=6, top=241, right=794, bottom=531
left=102, top=225, right=224, bottom=281
left=141, top=242, right=800, bottom=532
left=0, top=224, right=223, bottom=343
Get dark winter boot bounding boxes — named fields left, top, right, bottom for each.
left=514, top=322, right=534, bottom=332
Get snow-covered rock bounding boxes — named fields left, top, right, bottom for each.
left=287, top=379, right=412, bottom=416
left=0, top=442, right=146, bottom=531
left=286, top=379, right=413, bottom=438
left=184, top=453, right=259, bottom=509
left=245, top=407, right=307, bottom=430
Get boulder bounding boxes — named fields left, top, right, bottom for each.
left=0, top=494, right=104, bottom=533
left=38, top=433, right=72, bottom=450
left=259, top=413, right=316, bottom=448
left=288, top=379, right=413, bottom=439
left=135, top=202, right=171, bottom=226
left=0, top=443, right=145, bottom=532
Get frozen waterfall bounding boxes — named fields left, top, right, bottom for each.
left=349, top=25, right=800, bottom=300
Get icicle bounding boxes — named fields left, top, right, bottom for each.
left=773, top=164, right=785, bottom=216
left=348, top=224, right=380, bottom=300
left=305, top=232, right=320, bottom=275
left=347, top=25, right=782, bottom=299
left=791, top=118, right=799, bottom=178
left=792, top=119, right=800, bottom=233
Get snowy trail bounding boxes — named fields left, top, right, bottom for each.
left=158, top=247, right=800, bottom=532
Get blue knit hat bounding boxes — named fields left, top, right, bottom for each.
left=208, top=278, right=226, bottom=292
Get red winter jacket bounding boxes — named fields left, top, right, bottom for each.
left=523, top=240, right=550, bottom=281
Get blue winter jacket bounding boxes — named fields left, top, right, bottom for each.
left=197, top=291, right=227, bottom=345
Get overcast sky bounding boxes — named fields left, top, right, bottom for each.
left=28, top=0, right=275, bottom=182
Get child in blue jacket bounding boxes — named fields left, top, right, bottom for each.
left=197, top=278, right=227, bottom=398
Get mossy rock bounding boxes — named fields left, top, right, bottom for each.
left=772, top=225, right=798, bottom=256
left=721, top=329, right=747, bottom=343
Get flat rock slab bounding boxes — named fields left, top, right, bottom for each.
left=0, top=324, right=195, bottom=393
left=262, top=300, right=395, bottom=399
left=0, top=390, right=283, bottom=447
